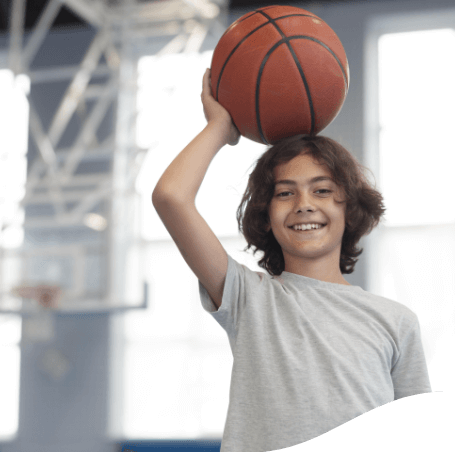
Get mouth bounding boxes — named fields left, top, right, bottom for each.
left=288, top=224, right=327, bottom=233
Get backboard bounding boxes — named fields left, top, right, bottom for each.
left=0, top=246, right=148, bottom=316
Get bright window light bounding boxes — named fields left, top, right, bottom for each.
left=378, top=29, right=455, bottom=227
left=0, top=70, right=28, bottom=249
left=0, top=68, right=29, bottom=440
left=374, top=28, right=455, bottom=393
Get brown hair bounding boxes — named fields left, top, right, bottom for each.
left=236, top=134, right=386, bottom=276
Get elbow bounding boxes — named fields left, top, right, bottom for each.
left=151, top=190, right=163, bottom=205
left=152, top=188, right=173, bottom=206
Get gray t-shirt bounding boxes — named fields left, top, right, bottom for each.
left=198, top=254, right=432, bottom=452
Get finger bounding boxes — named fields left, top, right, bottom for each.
left=202, top=69, right=209, bottom=93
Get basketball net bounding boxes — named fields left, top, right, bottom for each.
left=10, top=284, right=63, bottom=342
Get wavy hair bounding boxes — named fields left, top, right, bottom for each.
left=236, top=134, right=386, bottom=276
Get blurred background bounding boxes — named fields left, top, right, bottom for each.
left=0, top=0, right=454, bottom=451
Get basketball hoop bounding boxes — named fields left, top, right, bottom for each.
left=10, top=284, right=63, bottom=310
left=9, top=284, right=62, bottom=343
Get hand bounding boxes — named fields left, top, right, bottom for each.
left=201, top=68, right=241, bottom=146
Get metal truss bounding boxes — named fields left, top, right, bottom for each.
left=0, top=0, right=228, bottom=313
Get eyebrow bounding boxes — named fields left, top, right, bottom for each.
left=275, top=176, right=334, bottom=187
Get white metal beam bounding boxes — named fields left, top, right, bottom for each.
left=8, top=0, right=26, bottom=74
left=28, top=99, right=66, bottom=216
left=47, top=30, right=111, bottom=148
left=24, top=172, right=110, bottom=193
left=28, top=64, right=113, bottom=84
left=60, top=0, right=107, bottom=28
left=59, top=74, right=118, bottom=184
left=22, top=0, right=62, bottom=70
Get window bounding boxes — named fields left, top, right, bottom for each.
left=366, top=26, right=455, bottom=392
left=0, top=68, right=30, bottom=439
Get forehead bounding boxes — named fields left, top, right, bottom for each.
left=273, top=153, right=332, bottom=180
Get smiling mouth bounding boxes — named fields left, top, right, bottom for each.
left=289, top=225, right=326, bottom=232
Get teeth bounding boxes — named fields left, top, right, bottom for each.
left=293, top=224, right=323, bottom=231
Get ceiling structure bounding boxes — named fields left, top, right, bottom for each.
left=0, top=0, right=228, bottom=34
left=0, top=0, right=385, bottom=34
left=0, top=0, right=229, bottom=314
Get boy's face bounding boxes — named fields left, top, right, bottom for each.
left=266, top=153, right=347, bottom=277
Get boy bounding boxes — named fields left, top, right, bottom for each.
left=152, top=68, right=432, bottom=451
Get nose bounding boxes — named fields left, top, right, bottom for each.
left=294, top=192, right=316, bottom=212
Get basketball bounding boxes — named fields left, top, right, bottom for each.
left=210, top=5, right=350, bottom=145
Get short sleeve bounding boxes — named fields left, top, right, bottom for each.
left=391, top=318, right=432, bottom=400
left=198, top=254, right=254, bottom=351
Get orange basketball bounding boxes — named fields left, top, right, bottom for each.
left=210, top=5, right=349, bottom=145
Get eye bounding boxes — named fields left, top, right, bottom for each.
left=276, top=190, right=332, bottom=197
